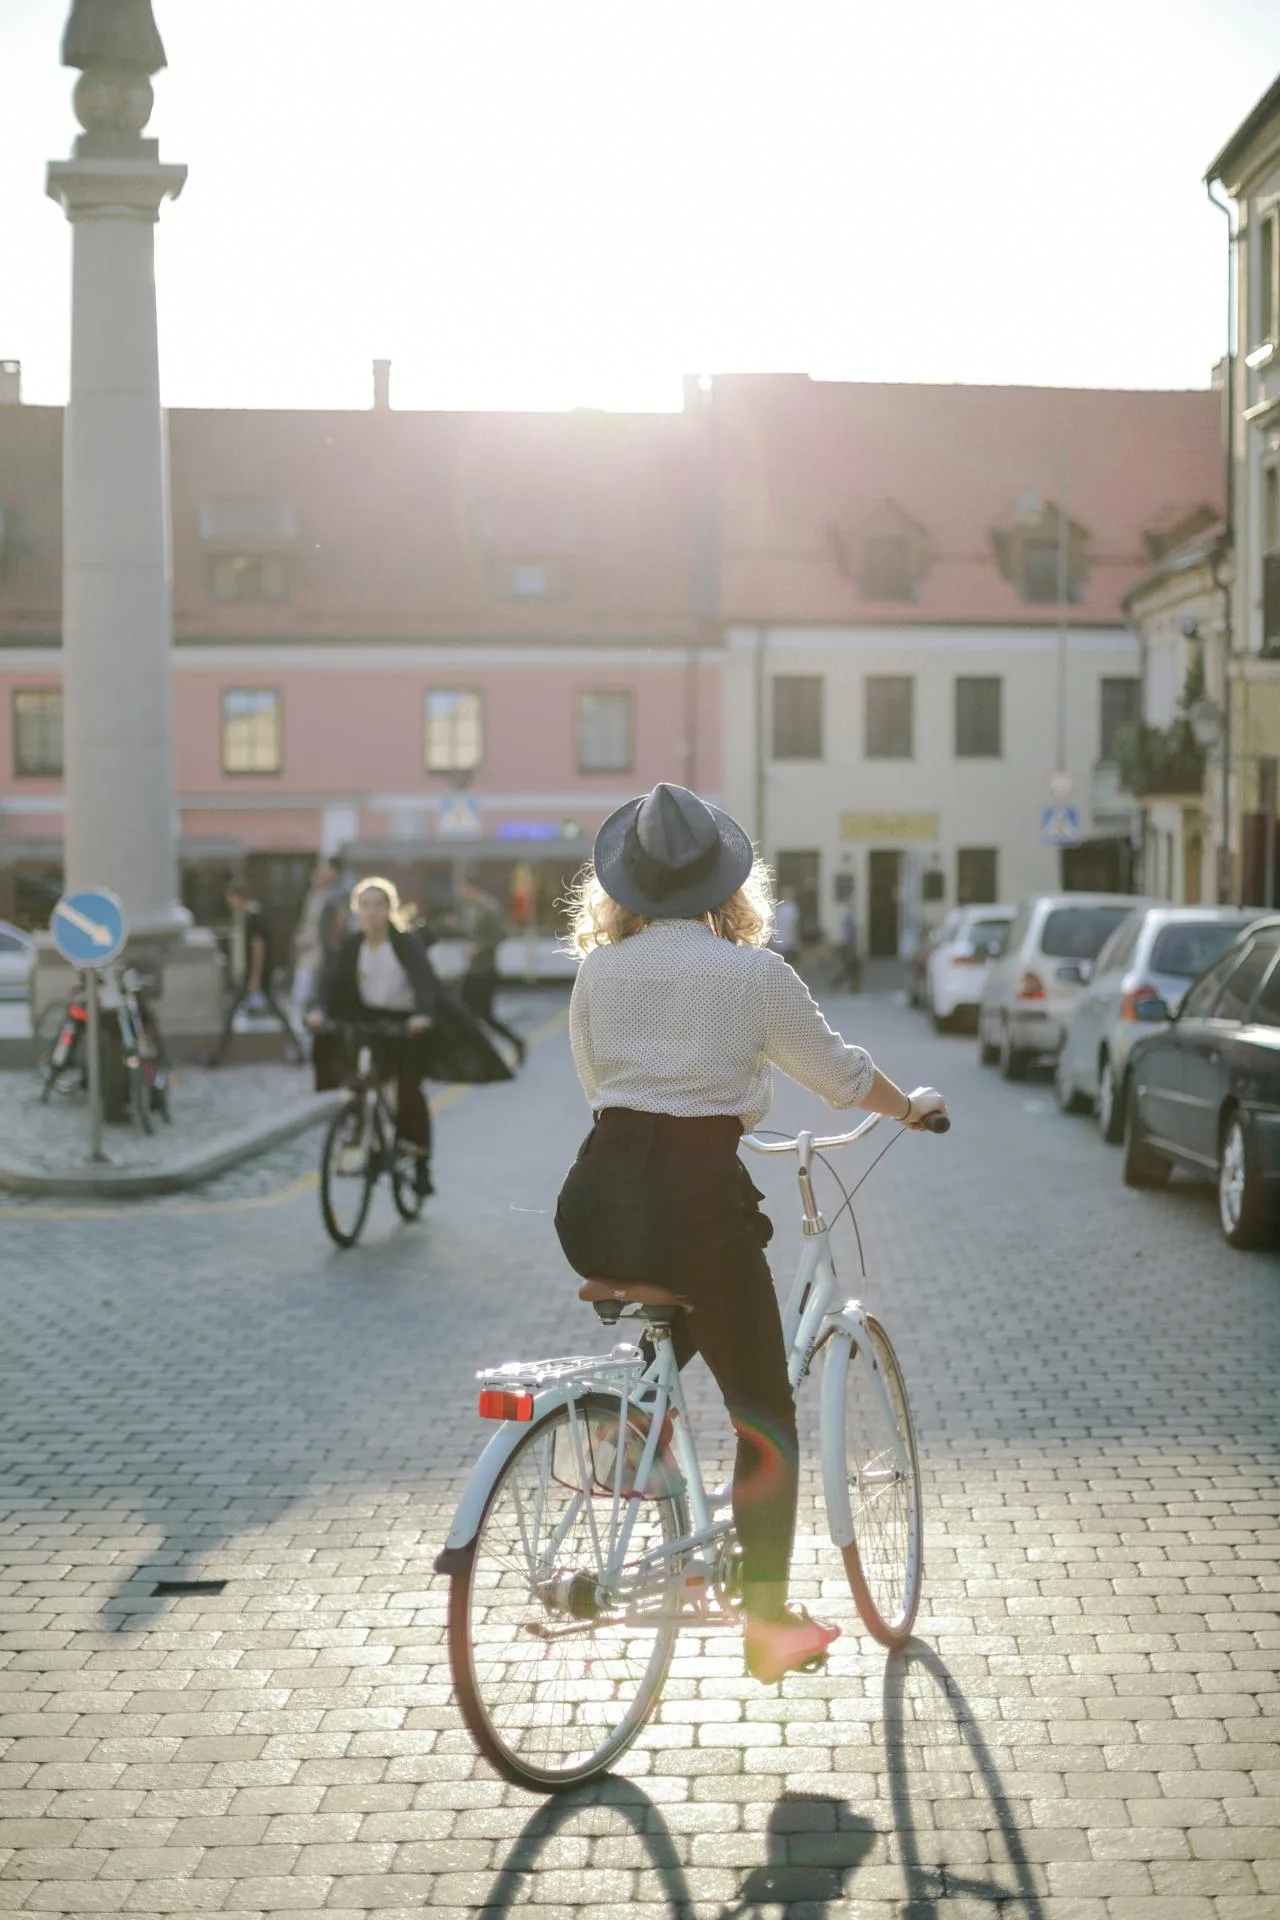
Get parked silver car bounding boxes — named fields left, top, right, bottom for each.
left=0, top=920, right=34, bottom=1000
left=1054, top=904, right=1261, bottom=1140
left=978, top=892, right=1153, bottom=1080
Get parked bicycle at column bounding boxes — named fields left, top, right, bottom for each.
left=36, top=964, right=170, bottom=1130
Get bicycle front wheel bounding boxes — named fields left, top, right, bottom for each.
left=320, top=1098, right=377, bottom=1248
left=832, top=1314, right=922, bottom=1648
left=449, top=1396, right=685, bottom=1794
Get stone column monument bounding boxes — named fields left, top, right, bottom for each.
left=39, top=1, right=222, bottom=1044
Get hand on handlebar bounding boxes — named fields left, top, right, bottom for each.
left=305, top=1009, right=325, bottom=1030
left=406, top=1013, right=432, bottom=1034
left=903, top=1086, right=950, bottom=1133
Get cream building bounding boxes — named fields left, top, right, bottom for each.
left=711, top=376, right=1222, bottom=954
left=1208, top=74, right=1280, bottom=909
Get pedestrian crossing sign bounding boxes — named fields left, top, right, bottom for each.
left=437, top=792, right=482, bottom=837
left=1041, top=804, right=1082, bottom=847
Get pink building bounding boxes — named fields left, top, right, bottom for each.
left=0, top=389, right=720, bottom=954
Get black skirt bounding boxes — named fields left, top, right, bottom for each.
left=555, top=1108, right=773, bottom=1288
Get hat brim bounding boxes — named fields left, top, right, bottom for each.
left=592, top=797, right=755, bottom=920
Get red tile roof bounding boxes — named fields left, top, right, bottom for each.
left=712, top=375, right=1223, bottom=626
left=0, top=405, right=701, bottom=643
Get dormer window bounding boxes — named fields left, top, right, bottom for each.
left=200, top=496, right=296, bottom=605
left=832, top=500, right=926, bottom=601
left=860, top=535, right=915, bottom=602
left=993, top=499, right=1087, bottom=605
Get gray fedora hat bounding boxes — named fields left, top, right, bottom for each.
left=593, top=783, right=755, bottom=920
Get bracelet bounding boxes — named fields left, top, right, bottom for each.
left=898, top=1091, right=913, bottom=1123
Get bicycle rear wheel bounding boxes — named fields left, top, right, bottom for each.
left=320, top=1098, right=377, bottom=1248
left=128, top=1061, right=154, bottom=1135
left=448, top=1395, right=686, bottom=1793
left=833, top=1314, right=922, bottom=1648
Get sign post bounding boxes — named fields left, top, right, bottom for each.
left=50, top=888, right=128, bottom=1165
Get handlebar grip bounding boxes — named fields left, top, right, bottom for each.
left=920, top=1111, right=950, bottom=1134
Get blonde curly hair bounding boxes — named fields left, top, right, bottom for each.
left=562, top=856, right=776, bottom=957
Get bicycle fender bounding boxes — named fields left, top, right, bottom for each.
left=819, top=1319, right=858, bottom=1550
left=432, top=1383, right=629, bottom=1572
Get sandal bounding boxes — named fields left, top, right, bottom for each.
left=743, top=1603, right=841, bottom=1685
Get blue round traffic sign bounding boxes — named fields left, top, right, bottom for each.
left=51, top=888, right=127, bottom=968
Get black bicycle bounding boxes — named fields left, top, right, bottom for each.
left=316, top=1018, right=428, bottom=1248
left=36, top=965, right=170, bottom=1130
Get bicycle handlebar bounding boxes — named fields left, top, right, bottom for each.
left=316, top=1015, right=425, bottom=1038
left=742, top=1103, right=949, bottom=1155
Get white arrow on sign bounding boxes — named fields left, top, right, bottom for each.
left=57, top=902, right=115, bottom=948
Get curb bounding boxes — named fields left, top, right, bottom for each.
left=0, top=1091, right=347, bottom=1199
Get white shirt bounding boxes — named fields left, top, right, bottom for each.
left=357, top=937, right=415, bottom=1012
left=569, top=919, right=875, bottom=1132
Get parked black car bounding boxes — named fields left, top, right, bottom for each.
left=1122, top=915, right=1280, bottom=1248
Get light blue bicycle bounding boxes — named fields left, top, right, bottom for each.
left=436, top=1105, right=945, bottom=1793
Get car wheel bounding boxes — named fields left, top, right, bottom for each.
left=1217, top=1111, right=1273, bottom=1250
left=1054, top=1045, right=1088, bottom=1115
left=978, top=1013, right=1000, bottom=1067
left=1097, top=1055, right=1124, bottom=1145
left=998, top=1022, right=1029, bottom=1082
left=1122, top=1082, right=1172, bottom=1190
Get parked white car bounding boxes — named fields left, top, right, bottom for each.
left=0, top=921, right=34, bottom=1000
left=923, top=904, right=1015, bottom=1030
left=1054, top=904, right=1261, bottom=1140
left=978, top=892, right=1154, bottom=1080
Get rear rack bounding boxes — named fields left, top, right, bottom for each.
left=475, top=1350, right=647, bottom=1394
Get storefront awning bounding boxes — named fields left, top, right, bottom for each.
left=342, top=837, right=590, bottom=865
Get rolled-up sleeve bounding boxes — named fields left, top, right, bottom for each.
left=569, top=968, right=600, bottom=1106
left=759, top=954, right=875, bottom=1108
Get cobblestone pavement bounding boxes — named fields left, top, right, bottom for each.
left=1, top=990, right=1277, bottom=1918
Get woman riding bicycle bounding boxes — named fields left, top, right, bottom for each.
left=555, top=783, right=948, bottom=1684
left=310, top=877, right=442, bottom=1198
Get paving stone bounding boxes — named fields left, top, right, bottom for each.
left=2, top=998, right=1278, bottom=1918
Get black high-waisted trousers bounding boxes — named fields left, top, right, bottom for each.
left=554, top=1107, right=800, bottom=1592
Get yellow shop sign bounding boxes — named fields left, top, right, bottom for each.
left=840, top=811, right=939, bottom=842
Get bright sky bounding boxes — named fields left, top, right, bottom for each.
left=4, top=0, right=1280, bottom=413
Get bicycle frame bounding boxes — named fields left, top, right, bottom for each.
left=441, top=1109, right=911, bottom=1599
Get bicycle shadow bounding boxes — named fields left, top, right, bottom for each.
left=885, top=1641, right=1046, bottom=1918
left=471, top=1779, right=876, bottom=1920
left=470, top=1778, right=697, bottom=1918
left=716, top=1791, right=877, bottom=1916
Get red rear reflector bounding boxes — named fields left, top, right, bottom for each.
left=1017, top=971, right=1046, bottom=1001
left=478, top=1390, right=534, bottom=1421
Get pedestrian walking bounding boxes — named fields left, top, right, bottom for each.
left=289, top=855, right=346, bottom=1031
left=773, top=888, right=802, bottom=974
left=836, top=903, right=863, bottom=991
left=207, top=879, right=303, bottom=1066
left=456, top=877, right=527, bottom=1067
left=554, top=781, right=948, bottom=1683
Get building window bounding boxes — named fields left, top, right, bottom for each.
left=576, top=690, right=632, bottom=774
left=865, top=676, right=914, bottom=758
left=859, top=536, right=914, bottom=602
left=955, top=677, right=1002, bottom=757
left=1099, top=677, right=1140, bottom=762
left=957, top=847, right=999, bottom=905
left=221, top=690, right=282, bottom=774
left=208, top=553, right=290, bottom=603
left=1256, top=210, right=1278, bottom=349
left=772, top=676, right=823, bottom=760
left=12, top=689, right=63, bottom=777
left=425, top=689, right=484, bottom=774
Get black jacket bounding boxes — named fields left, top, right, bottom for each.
left=318, top=929, right=513, bottom=1087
